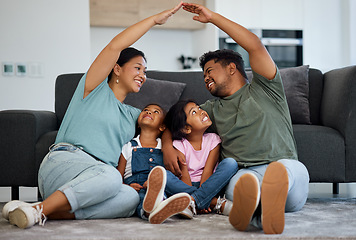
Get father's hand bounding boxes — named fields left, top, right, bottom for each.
left=163, top=146, right=185, bottom=177
left=182, top=2, right=213, bottom=23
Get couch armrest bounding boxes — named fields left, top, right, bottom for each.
left=0, top=110, right=57, bottom=187
left=320, top=65, right=356, bottom=181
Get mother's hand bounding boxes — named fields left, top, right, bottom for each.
left=153, top=1, right=183, bottom=25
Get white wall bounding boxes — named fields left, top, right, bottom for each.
left=303, top=0, right=356, bottom=72
left=0, top=0, right=90, bottom=111
left=90, top=27, right=195, bottom=71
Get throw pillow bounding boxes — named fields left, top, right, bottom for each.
left=124, top=78, right=186, bottom=112
left=246, top=65, right=311, bottom=124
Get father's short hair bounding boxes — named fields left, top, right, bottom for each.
left=199, top=49, right=247, bottom=79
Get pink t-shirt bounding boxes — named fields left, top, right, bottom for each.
left=173, top=133, right=221, bottom=182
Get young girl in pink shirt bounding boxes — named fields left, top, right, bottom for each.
left=164, top=100, right=238, bottom=216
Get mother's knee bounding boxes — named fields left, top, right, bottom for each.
left=99, top=165, right=123, bottom=196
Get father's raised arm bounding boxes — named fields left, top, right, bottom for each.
left=183, top=2, right=276, bottom=80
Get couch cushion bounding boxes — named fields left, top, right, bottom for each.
left=293, top=124, right=345, bottom=182
left=281, top=65, right=311, bottom=124
left=124, top=78, right=186, bottom=111
left=147, top=71, right=213, bottom=105
left=247, top=65, right=311, bottom=124
left=55, top=73, right=84, bottom=127
left=308, top=68, right=323, bottom=125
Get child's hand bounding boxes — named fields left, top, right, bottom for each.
left=197, top=207, right=212, bottom=214
left=182, top=3, right=213, bottom=23
left=153, top=1, right=183, bottom=25
left=129, top=183, right=143, bottom=192
left=142, top=181, right=148, bottom=189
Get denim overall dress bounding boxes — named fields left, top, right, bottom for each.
left=124, top=139, right=165, bottom=218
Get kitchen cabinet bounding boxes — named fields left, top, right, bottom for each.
left=90, top=0, right=206, bottom=30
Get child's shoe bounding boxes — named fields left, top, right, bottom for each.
left=261, top=162, right=289, bottom=234
left=8, top=205, right=47, bottom=229
left=143, top=166, right=167, bottom=213
left=149, top=193, right=191, bottom=224
left=178, top=198, right=196, bottom=219
left=214, top=195, right=233, bottom=216
left=229, top=172, right=260, bottom=231
left=2, top=200, right=41, bottom=220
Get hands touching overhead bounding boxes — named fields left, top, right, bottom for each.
left=182, top=2, right=213, bottom=23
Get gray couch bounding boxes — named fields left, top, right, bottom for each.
left=1, top=65, right=355, bottom=199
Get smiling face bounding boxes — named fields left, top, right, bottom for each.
left=203, top=60, right=233, bottom=97
left=118, top=55, right=147, bottom=93
left=137, top=104, right=166, bottom=133
left=184, top=102, right=212, bottom=134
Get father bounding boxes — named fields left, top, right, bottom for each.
left=163, top=2, right=310, bottom=235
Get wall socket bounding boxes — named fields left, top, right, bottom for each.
left=28, top=62, right=44, bottom=78
left=1, top=62, right=44, bottom=78
left=2, top=62, right=14, bottom=76
left=16, top=63, right=27, bottom=76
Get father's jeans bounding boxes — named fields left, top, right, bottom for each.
left=225, top=159, right=310, bottom=212
left=165, top=158, right=238, bottom=210
left=38, top=143, right=139, bottom=219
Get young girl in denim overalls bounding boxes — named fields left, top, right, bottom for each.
left=118, top=104, right=190, bottom=224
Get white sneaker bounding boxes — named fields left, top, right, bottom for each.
left=214, top=195, right=233, bottom=216
left=149, top=193, right=191, bottom=224
left=8, top=205, right=47, bottom=229
left=178, top=198, right=196, bottom=219
left=2, top=200, right=41, bottom=220
left=143, top=166, right=167, bottom=213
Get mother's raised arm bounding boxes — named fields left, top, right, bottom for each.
left=84, top=2, right=183, bottom=98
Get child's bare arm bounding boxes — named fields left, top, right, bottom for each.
left=118, top=154, right=143, bottom=192
left=200, top=144, right=220, bottom=187
left=117, top=154, right=127, bottom=179
left=179, top=160, right=192, bottom=186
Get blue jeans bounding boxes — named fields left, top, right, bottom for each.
left=165, top=158, right=238, bottom=210
left=38, top=143, right=139, bottom=219
left=225, top=159, right=310, bottom=212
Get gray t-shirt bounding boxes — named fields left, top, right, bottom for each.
left=201, top=69, right=297, bottom=168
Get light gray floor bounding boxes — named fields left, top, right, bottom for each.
left=1, top=183, right=356, bottom=240
left=2, top=182, right=356, bottom=201
left=1, top=197, right=356, bottom=240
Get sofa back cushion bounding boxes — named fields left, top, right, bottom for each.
left=308, top=68, right=323, bottom=125
left=55, top=67, right=324, bottom=127
left=55, top=73, right=84, bottom=127
left=146, top=71, right=213, bottom=105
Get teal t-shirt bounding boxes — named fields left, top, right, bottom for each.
left=201, top=69, right=298, bottom=168
left=55, top=73, right=141, bottom=167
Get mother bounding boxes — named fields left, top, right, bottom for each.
left=3, top=2, right=183, bottom=229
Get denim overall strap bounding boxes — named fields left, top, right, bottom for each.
left=125, top=143, right=164, bottom=186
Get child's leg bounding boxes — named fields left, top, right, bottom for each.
left=136, top=189, right=148, bottom=219
left=164, top=170, right=198, bottom=196
left=192, top=158, right=238, bottom=210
